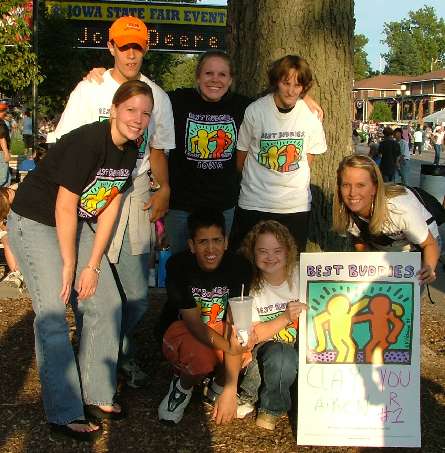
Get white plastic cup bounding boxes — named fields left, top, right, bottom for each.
left=229, top=296, right=253, bottom=346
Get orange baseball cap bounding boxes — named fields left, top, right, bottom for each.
left=109, top=16, right=148, bottom=48
left=0, top=102, right=8, bottom=112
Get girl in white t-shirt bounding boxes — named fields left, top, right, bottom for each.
left=235, top=55, right=327, bottom=252
left=238, top=220, right=305, bottom=430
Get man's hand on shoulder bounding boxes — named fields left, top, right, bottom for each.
left=83, top=67, right=107, bottom=84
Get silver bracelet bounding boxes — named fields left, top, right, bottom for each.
left=85, top=264, right=101, bottom=275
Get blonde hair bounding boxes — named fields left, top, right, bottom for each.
left=240, top=220, right=298, bottom=293
left=333, top=154, right=407, bottom=235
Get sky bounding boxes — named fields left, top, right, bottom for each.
left=355, top=0, right=445, bottom=71
left=199, top=0, right=445, bottom=71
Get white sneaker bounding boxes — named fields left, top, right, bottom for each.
left=158, top=375, right=192, bottom=424
left=2, top=270, right=24, bottom=289
left=237, top=401, right=255, bottom=419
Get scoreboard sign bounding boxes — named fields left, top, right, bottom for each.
left=46, top=1, right=227, bottom=52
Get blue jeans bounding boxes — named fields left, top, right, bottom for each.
left=7, top=211, right=121, bottom=424
left=113, top=224, right=149, bottom=362
left=434, top=144, right=442, bottom=165
left=165, top=207, right=235, bottom=255
left=239, top=341, right=298, bottom=416
left=397, top=158, right=410, bottom=185
left=0, top=156, right=9, bottom=187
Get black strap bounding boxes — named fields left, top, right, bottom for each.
left=426, top=284, right=436, bottom=304
left=351, top=213, right=395, bottom=247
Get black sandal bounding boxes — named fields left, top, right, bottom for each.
left=49, top=419, right=101, bottom=442
left=85, top=404, right=126, bottom=421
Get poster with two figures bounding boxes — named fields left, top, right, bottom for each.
left=297, top=252, right=421, bottom=448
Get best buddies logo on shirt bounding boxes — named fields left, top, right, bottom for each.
left=78, top=167, right=130, bottom=219
left=185, top=113, right=237, bottom=169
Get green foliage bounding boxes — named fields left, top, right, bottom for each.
left=141, top=53, right=182, bottom=86
left=10, top=136, right=25, bottom=155
left=383, top=6, right=445, bottom=75
left=353, top=34, right=372, bottom=80
left=161, top=55, right=198, bottom=91
left=370, top=102, right=393, bottom=122
left=0, top=0, right=42, bottom=93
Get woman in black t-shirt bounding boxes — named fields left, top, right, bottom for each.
left=7, top=80, right=153, bottom=442
left=166, top=50, right=252, bottom=254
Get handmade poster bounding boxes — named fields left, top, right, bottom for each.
left=297, top=252, right=421, bottom=448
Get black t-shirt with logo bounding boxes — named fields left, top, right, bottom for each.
left=12, top=121, right=138, bottom=226
left=159, top=250, right=252, bottom=336
left=168, top=88, right=251, bottom=211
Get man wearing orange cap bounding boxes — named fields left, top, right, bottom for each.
left=0, top=102, right=11, bottom=186
left=54, top=16, right=175, bottom=389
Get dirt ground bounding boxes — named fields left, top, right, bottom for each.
left=0, top=289, right=443, bottom=453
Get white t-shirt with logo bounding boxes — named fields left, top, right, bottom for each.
left=54, top=70, right=175, bottom=176
left=237, top=94, right=327, bottom=213
left=348, top=191, right=439, bottom=251
left=251, top=265, right=300, bottom=344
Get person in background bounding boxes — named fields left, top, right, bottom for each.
left=22, top=109, right=33, bottom=153
left=432, top=124, right=444, bottom=165
left=368, top=137, right=381, bottom=166
left=402, top=125, right=412, bottom=152
left=378, top=126, right=400, bottom=182
left=333, top=154, right=439, bottom=285
left=54, top=15, right=175, bottom=389
left=413, top=125, right=424, bottom=155
left=0, top=102, right=11, bottom=187
left=394, top=127, right=410, bottom=185
left=235, top=55, right=327, bottom=252
left=352, top=128, right=361, bottom=153
left=7, top=80, right=154, bottom=442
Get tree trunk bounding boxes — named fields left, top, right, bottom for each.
left=227, top=0, right=354, bottom=251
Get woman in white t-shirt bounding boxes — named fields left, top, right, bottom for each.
left=235, top=55, right=327, bottom=252
left=238, top=220, right=305, bottom=431
left=333, top=154, right=440, bottom=284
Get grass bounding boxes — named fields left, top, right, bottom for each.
left=10, top=135, right=27, bottom=156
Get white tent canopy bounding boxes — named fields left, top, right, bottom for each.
left=423, top=109, right=445, bottom=124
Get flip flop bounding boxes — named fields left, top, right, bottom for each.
left=49, top=419, right=101, bottom=442
left=85, top=404, right=126, bottom=421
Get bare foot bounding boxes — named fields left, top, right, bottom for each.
left=66, top=421, right=100, bottom=432
left=97, top=403, right=122, bottom=414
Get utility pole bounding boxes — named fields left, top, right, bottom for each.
left=32, top=0, right=39, bottom=152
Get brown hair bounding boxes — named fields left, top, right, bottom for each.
left=0, top=188, right=12, bottom=221
left=333, top=154, right=406, bottom=235
left=267, top=55, right=313, bottom=97
left=240, top=220, right=298, bottom=293
left=382, top=126, right=393, bottom=137
left=195, top=50, right=234, bottom=79
left=112, top=79, right=154, bottom=108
